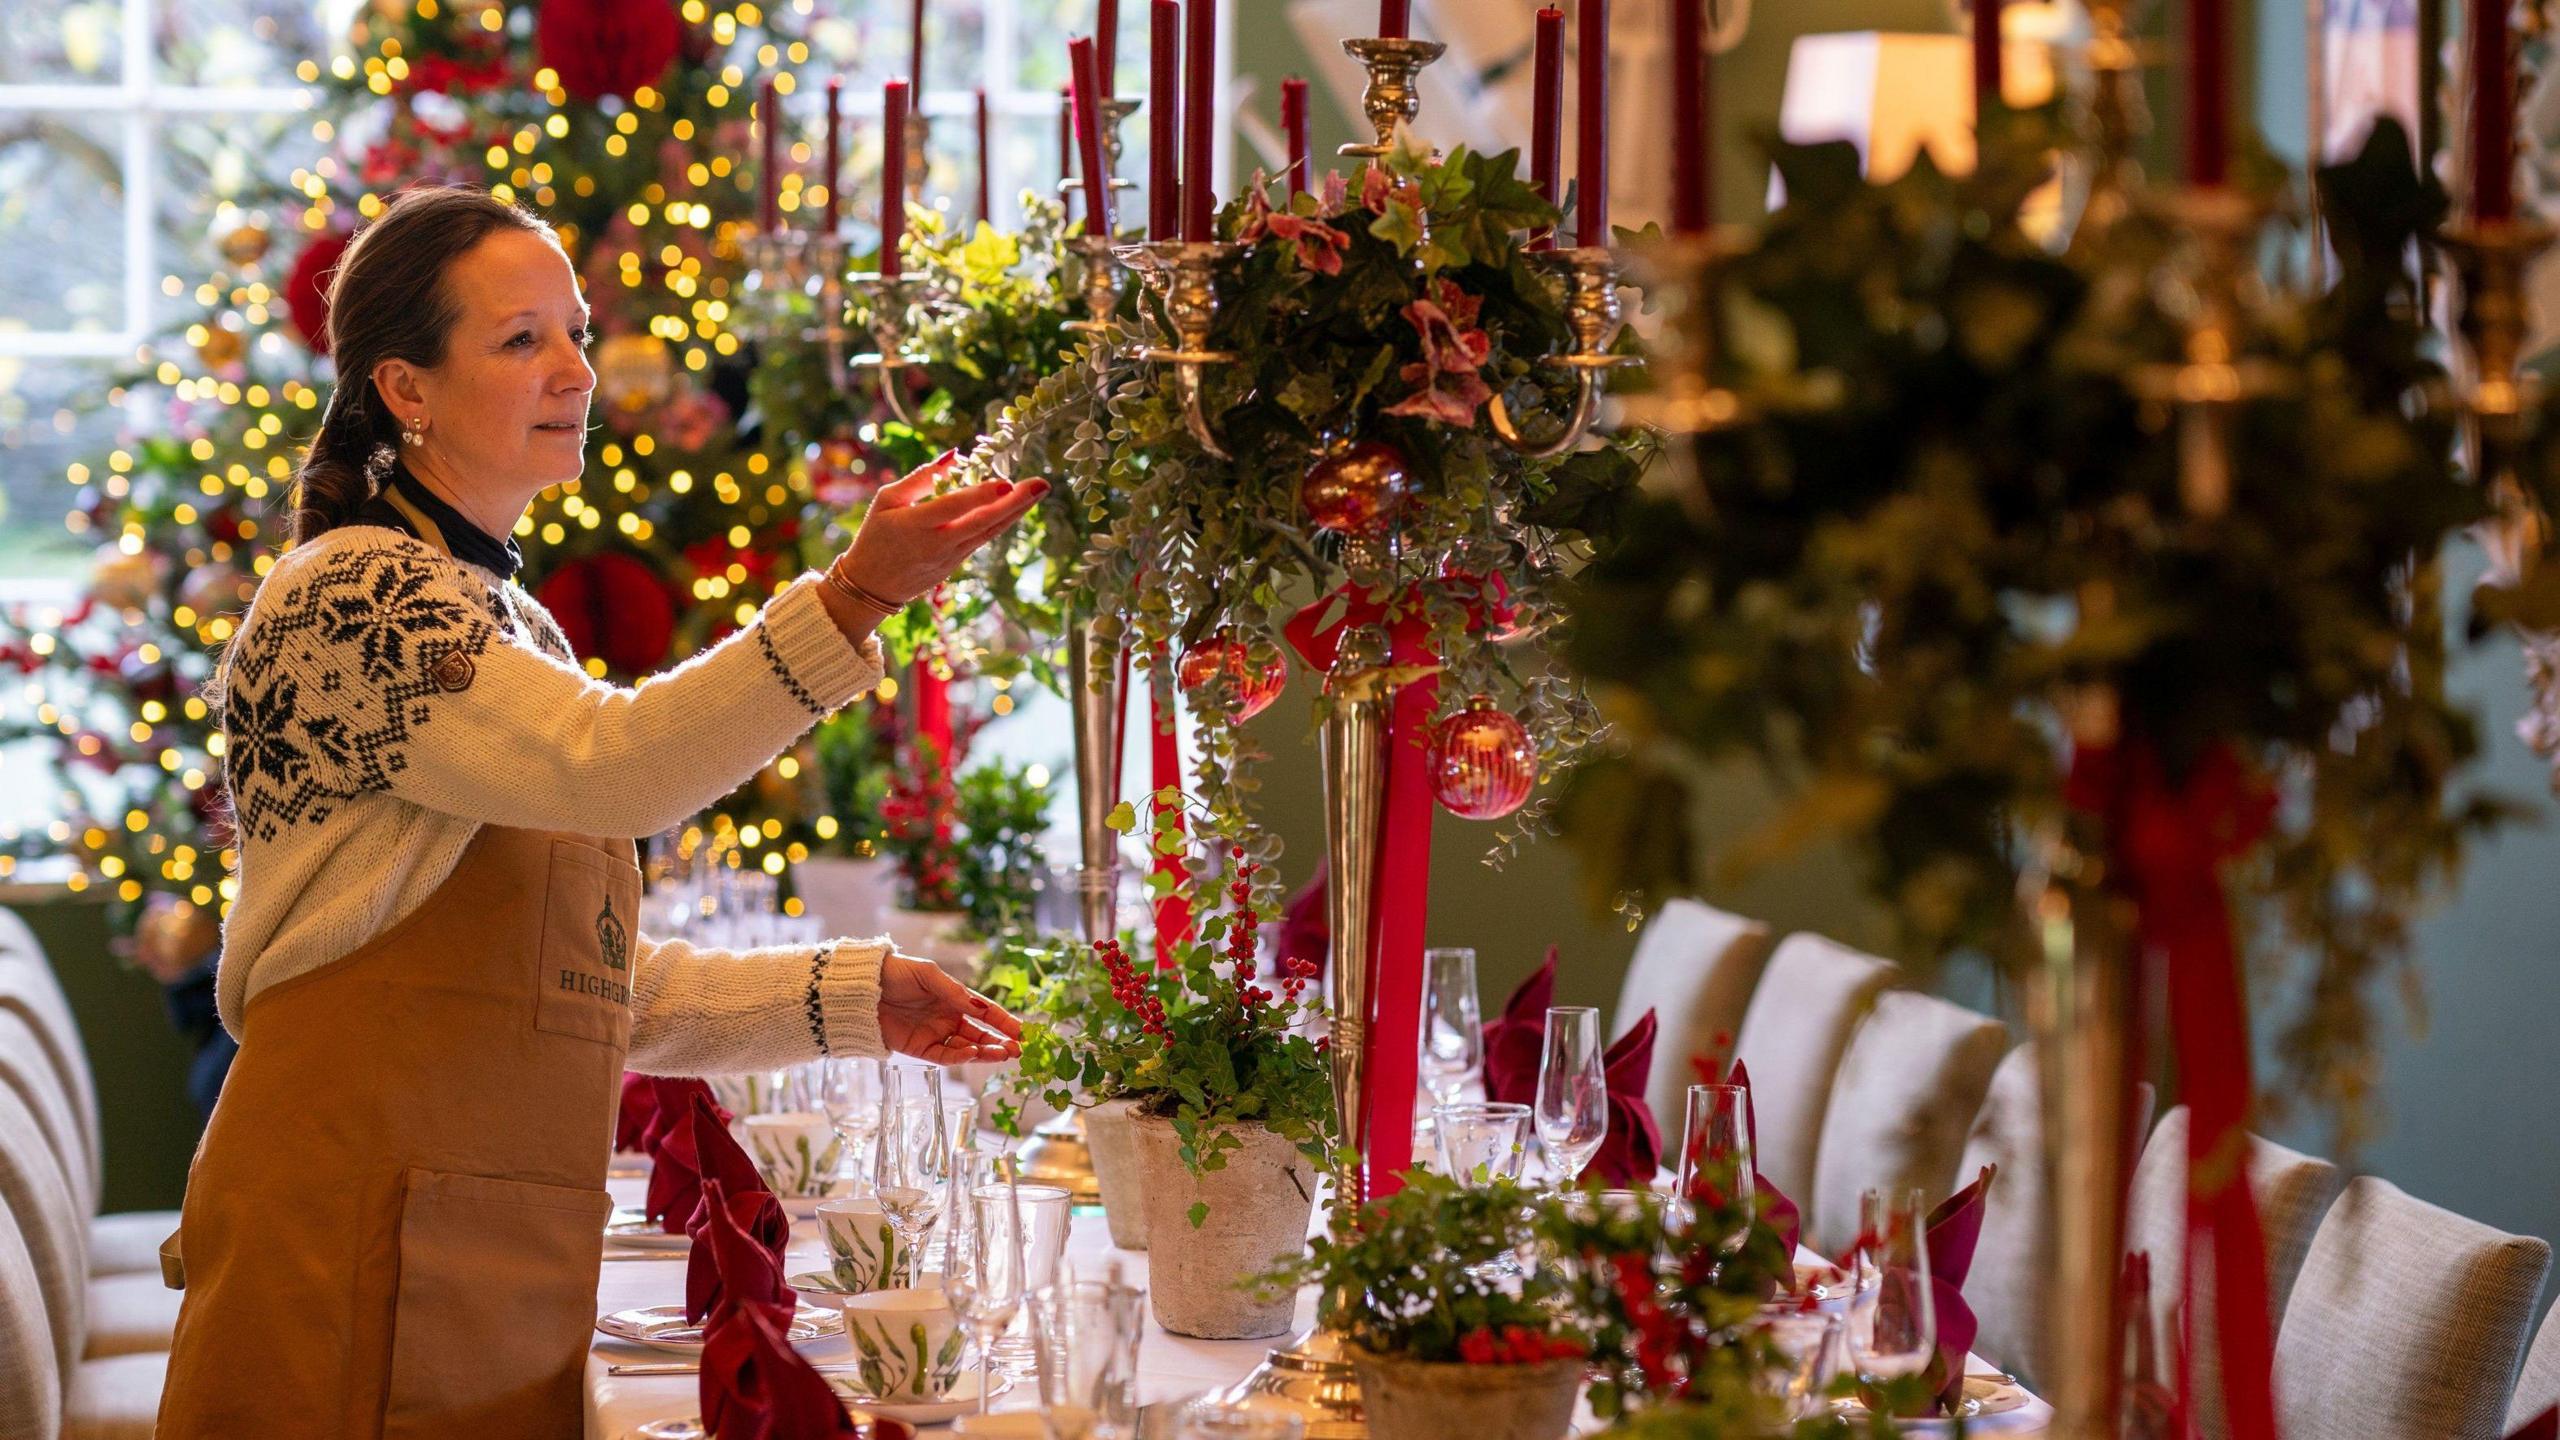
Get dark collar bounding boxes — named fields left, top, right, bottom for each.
left=356, top=460, right=524, bottom=580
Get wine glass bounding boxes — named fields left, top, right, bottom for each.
left=1676, top=1082, right=1758, bottom=1255
left=1417, top=947, right=1484, bottom=1116
left=1433, top=1102, right=1533, bottom=1185
left=944, top=1160, right=1029, bottom=1414
left=798, top=1057, right=884, bottom=1188
left=1534, top=1005, right=1609, bottom=1188
left=1848, top=1186, right=1936, bottom=1386
left=1027, top=1273, right=1146, bottom=1439
left=873, top=1066, right=951, bottom=1287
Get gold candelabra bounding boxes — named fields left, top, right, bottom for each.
left=1486, top=247, right=1637, bottom=459
left=1057, top=97, right=1143, bottom=202
left=1130, top=240, right=1243, bottom=460
left=815, top=262, right=927, bottom=428
left=2443, top=218, right=2556, bottom=579
left=1338, top=37, right=1446, bottom=156
left=1615, top=231, right=1751, bottom=462
left=2132, top=187, right=2284, bottom=521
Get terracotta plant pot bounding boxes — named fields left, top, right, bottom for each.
left=1083, top=1097, right=1147, bottom=1251
left=1348, top=1348, right=1585, bottom=1440
left=1128, top=1112, right=1314, bottom=1339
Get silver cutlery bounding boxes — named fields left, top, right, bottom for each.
left=607, top=1361, right=861, bottom=1377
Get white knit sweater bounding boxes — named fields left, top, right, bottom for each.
left=213, top=522, right=892, bottom=1073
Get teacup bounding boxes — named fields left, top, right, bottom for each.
left=741, top=1111, right=843, bottom=1198
left=816, top=1195, right=905, bottom=1292
left=840, top=1286, right=966, bottom=1402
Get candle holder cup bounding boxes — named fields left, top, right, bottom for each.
left=1062, top=234, right=1131, bottom=375
left=1131, top=240, right=1244, bottom=460
left=2443, top=217, right=2557, bottom=577
left=1338, top=37, right=1447, bottom=158
left=1615, top=229, right=1753, bottom=438
left=1055, top=97, right=1143, bottom=202
left=1487, top=246, right=1638, bottom=459
left=823, top=270, right=927, bottom=428
left=2129, top=185, right=2288, bottom=521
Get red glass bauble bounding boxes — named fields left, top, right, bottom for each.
left=1177, top=633, right=1289, bottom=721
left=535, top=551, right=678, bottom=675
left=1299, top=441, right=1418, bottom=537
left=284, top=231, right=351, bottom=354
left=1428, top=696, right=1537, bottom=820
left=535, top=0, right=681, bottom=102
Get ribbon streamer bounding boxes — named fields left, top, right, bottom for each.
left=1151, top=648, right=1193, bottom=968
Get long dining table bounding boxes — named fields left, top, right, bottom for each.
left=581, top=1173, right=2056, bottom=1438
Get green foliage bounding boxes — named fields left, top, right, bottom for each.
left=949, top=756, right=1052, bottom=935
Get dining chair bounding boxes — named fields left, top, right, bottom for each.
left=1730, top=934, right=1900, bottom=1210
left=1953, top=1043, right=2156, bottom=1391
left=1805, top=989, right=2008, bottom=1254
left=0, top=1078, right=178, bottom=1370
left=2274, top=1177, right=2551, bottom=1440
left=0, top=1198, right=162, bottom=1440
left=1610, top=899, right=1775, bottom=1134
left=2511, top=1298, right=2560, bottom=1428
left=0, top=1010, right=93, bottom=1222
left=2126, top=1107, right=2343, bottom=1440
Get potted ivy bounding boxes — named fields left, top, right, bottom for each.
left=985, top=934, right=1152, bottom=1248
left=1261, top=1171, right=1589, bottom=1440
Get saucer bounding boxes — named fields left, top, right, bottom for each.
left=605, top=1211, right=690, bottom=1251
left=788, top=1268, right=940, bottom=1304
left=825, top=1369, right=1012, bottom=1424
left=596, top=1302, right=843, bottom=1355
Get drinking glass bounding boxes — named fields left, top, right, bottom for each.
left=1169, top=1402, right=1304, bottom=1440
left=1675, top=1082, right=1757, bottom=1253
left=873, top=1066, right=952, bottom=1287
left=1759, top=1308, right=1842, bottom=1418
left=944, top=1161, right=1029, bottom=1413
left=1533, top=1005, right=1608, bottom=1187
left=1417, top=947, right=1483, bottom=1114
left=1433, top=1101, right=1533, bottom=1185
left=1027, top=1274, right=1147, bottom=1439
left=797, top=1057, right=884, bottom=1187
left=1848, top=1187, right=1936, bottom=1385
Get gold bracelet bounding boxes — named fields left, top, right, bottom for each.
left=824, top=561, right=907, bottom=616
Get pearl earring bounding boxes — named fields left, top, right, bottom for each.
left=403, top=416, right=428, bottom=446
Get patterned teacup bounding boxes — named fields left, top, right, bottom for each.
left=816, top=1195, right=905, bottom=1292
left=840, top=1286, right=966, bottom=1402
left=740, top=1111, right=842, bottom=1198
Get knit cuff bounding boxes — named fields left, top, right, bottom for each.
left=814, top=936, right=889, bottom=1059
left=757, top=575, right=886, bottom=717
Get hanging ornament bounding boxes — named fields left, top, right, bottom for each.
left=1427, top=694, right=1538, bottom=820
left=88, top=543, right=165, bottom=612
left=284, top=231, right=352, bottom=354
left=1299, top=440, right=1418, bottom=537
left=535, top=551, right=679, bottom=675
left=178, top=563, right=252, bottom=619
left=593, top=333, right=676, bottom=416
left=809, top=433, right=876, bottom=506
left=1178, top=632, right=1290, bottom=721
left=194, top=319, right=246, bottom=371
left=211, top=206, right=272, bottom=268
left=535, top=0, right=682, bottom=102
left=137, top=893, right=222, bottom=975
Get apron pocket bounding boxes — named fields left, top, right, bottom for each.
left=381, top=1168, right=612, bottom=1440
left=535, top=838, right=641, bottom=1046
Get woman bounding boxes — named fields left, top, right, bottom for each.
left=157, top=185, right=1042, bottom=1438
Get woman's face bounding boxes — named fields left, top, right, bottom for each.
left=381, top=227, right=596, bottom=493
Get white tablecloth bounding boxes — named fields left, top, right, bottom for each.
left=582, top=1177, right=2052, bottom=1438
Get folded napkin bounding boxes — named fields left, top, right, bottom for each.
left=1480, top=946, right=1559, bottom=1107
left=1910, top=1163, right=1995, bottom=1413
left=1588, top=1009, right=1663, bottom=1186
left=1277, top=860, right=1329, bottom=975
left=2512, top=1408, right=2559, bottom=1440
left=692, top=1178, right=794, bottom=1326
left=684, top=1097, right=790, bottom=1323
left=615, top=1072, right=657, bottom=1154
left=699, top=1283, right=861, bottom=1440
left=640, top=1078, right=732, bottom=1232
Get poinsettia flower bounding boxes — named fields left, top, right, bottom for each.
left=1320, top=170, right=1350, bottom=212
left=1382, top=279, right=1496, bottom=425
left=1239, top=180, right=1354, bottom=275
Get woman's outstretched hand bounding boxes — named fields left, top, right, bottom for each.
left=875, top=952, right=1025, bottom=1065
left=837, top=450, right=1049, bottom=606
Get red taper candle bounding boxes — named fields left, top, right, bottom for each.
left=881, top=80, right=909, bottom=278
left=1150, top=0, right=1182, bottom=238
left=909, top=0, right=928, bottom=102
left=1973, top=0, right=2005, bottom=116
left=1380, top=0, right=1410, bottom=39
left=1059, top=85, right=1074, bottom=181
left=1099, top=0, right=1121, bottom=99
left=1182, top=0, right=1216, bottom=240
left=822, top=77, right=843, bottom=233
left=1530, top=7, right=1562, bottom=249
left=2468, top=0, right=2514, bottom=220
left=1670, top=0, right=1708, bottom=234
left=758, top=76, right=781, bottom=232
left=1070, top=36, right=1117, bottom=236
left=1576, top=0, right=1610, bottom=247
left=2186, top=0, right=2227, bottom=186
left=1282, top=76, right=1310, bottom=197
left=975, top=86, right=992, bottom=223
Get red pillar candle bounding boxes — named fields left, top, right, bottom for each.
left=975, top=86, right=992, bottom=223
left=1380, top=0, right=1409, bottom=39
left=2186, top=0, right=2227, bottom=186
left=1070, top=36, right=1117, bottom=236
left=1182, top=0, right=1216, bottom=241
left=881, top=80, right=910, bottom=278
left=1099, top=0, right=1121, bottom=99
left=1150, top=0, right=1182, bottom=237
left=909, top=0, right=928, bottom=101
left=758, top=76, right=781, bottom=232
left=1530, top=6, right=1562, bottom=249
left=822, top=77, right=843, bottom=233
left=1576, top=0, right=1610, bottom=247
left=1973, top=0, right=2005, bottom=116
left=2468, top=0, right=2514, bottom=221
left=1670, top=0, right=1709, bottom=235
left=1282, top=75, right=1310, bottom=196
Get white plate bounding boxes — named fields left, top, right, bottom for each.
left=824, top=1369, right=1011, bottom=1424
left=1834, top=1374, right=2032, bottom=1430
left=595, top=1302, right=843, bottom=1355
left=604, top=1213, right=692, bottom=1251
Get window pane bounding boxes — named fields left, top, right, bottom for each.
left=155, top=0, right=334, bottom=90
left=0, top=355, right=117, bottom=577
left=154, top=113, right=325, bottom=330
left=0, top=113, right=127, bottom=334
left=0, top=0, right=125, bottom=85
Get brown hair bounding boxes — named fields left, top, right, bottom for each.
left=288, top=184, right=557, bottom=543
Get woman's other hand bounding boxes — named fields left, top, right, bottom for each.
left=837, top=451, right=1049, bottom=606
left=875, top=952, right=1026, bottom=1064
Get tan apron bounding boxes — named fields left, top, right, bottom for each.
left=158, top=822, right=641, bottom=1439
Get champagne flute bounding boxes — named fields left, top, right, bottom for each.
left=944, top=1158, right=1028, bottom=1413
left=873, top=1066, right=951, bottom=1287
left=1676, top=1082, right=1758, bottom=1255
left=1533, top=1005, right=1609, bottom=1189
left=1849, top=1186, right=1936, bottom=1386
left=1417, top=947, right=1484, bottom=1118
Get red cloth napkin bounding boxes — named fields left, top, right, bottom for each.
left=640, top=1078, right=731, bottom=1231
left=1277, top=860, right=1329, bottom=975
left=2512, top=1408, right=2559, bottom=1440
left=1480, top=946, right=1558, bottom=1106
left=1915, top=1163, right=1995, bottom=1412
left=1714, top=1059, right=1801, bottom=1255
left=699, top=1285, right=861, bottom=1440
left=693, top=1179, right=793, bottom=1325
left=1587, top=1009, right=1663, bottom=1186
left=683, top=1097, right=789, bottom=1324
left=615, top=1072, right=658, bottom=1154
